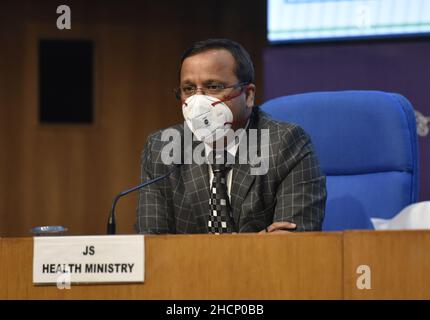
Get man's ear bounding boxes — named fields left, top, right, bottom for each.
left=245, top=84, right=256, bottom=108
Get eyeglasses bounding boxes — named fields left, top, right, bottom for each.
left=174, top=82, right=248, bottom=100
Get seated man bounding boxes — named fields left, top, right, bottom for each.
left=136, top=38, right=326, bottom=234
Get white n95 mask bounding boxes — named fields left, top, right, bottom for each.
left=182, top=94, right=233, bottom=143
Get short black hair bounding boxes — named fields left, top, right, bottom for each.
left=179, top=38, right=255, bottom=84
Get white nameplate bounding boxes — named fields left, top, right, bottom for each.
left=33, top=235, right=144, bottom=285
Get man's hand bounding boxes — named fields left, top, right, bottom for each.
left=259, top=221, right=297, bottom=234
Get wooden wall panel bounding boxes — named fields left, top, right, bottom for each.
left=0, top=0, right=266, bottom=236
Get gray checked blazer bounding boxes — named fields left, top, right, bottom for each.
left=136, top=109, right=326, bottom=234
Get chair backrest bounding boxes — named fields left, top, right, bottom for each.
left=260, top=90, right=419, bottom=231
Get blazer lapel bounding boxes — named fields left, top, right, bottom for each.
left=230, top=161, right=255, bottom=227
left=182, top=160, right=210, bottom=233
left=230, top=114, right=263, bottom=228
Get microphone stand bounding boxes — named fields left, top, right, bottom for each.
left=107, top=165, right=179, bottom=235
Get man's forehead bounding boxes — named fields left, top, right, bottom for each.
left=180, top=49, right=237, bottom=81
left=184, top=48, right=235, bottom=64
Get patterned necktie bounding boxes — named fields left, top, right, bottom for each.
left=208, top=151, right=236, bottom=234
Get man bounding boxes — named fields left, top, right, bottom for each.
left=136, top=38, right=326, bottom=234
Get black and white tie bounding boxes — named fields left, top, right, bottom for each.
left=208, top=152, right=236, bottom=234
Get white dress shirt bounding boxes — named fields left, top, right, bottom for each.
left=204, top=122, right=249, bottom=200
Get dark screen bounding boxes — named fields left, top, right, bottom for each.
left=39, top=40, right=93, bottom=123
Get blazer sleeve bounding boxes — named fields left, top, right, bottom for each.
left=135, top=134, right=175, bottom=234
left=273, top=125, right=327, bottom=231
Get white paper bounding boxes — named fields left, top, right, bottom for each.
left=371, top=201, right=430, bottom=230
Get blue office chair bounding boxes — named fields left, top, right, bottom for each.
left=260, top=90, right=419, bottom=231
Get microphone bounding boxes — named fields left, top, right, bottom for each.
left=107, top=165, right=180, bottom=235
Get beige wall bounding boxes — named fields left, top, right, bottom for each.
left=0, top=0, right=266, bottom=236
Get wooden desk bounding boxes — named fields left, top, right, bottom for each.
left=0, top=233, right=343, bottom=299
left=2, top=230, right=430, bottom=299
